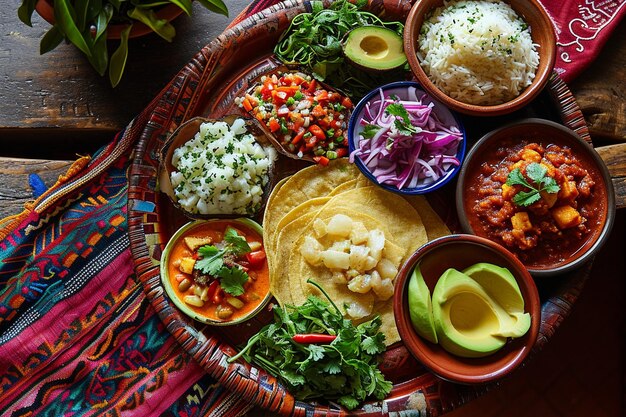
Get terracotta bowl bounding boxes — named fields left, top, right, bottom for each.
left=347, top=81, right=466, bottom=195
left=456, top=118, right=615, bottom=276
left=393, top=234, right=540, bottom=384
left=403, top=0, right=556, bottom=116
left=158, top=115, right=277, bottom=220
left=160, top=218, right=272, bottom=326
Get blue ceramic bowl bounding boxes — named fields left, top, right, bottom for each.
left=348, top=81, right=466, bottom=195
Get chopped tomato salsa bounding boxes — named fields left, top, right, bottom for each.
left=239, top=71, right=352, bottom=163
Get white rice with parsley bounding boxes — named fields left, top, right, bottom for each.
left=170, top=118, right=275, bottom=215
left=417, top=0, right=539, bottom=105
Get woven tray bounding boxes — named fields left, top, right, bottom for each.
left=127, top=1, right=594, bottom=415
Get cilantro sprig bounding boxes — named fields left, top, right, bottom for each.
left=506, top=162, right=560, bottom=207
left=194, top=227, right=251, bottom=296
left=385, top=103, right=419, bottom=136
left=228, top=280, right=391, bottom=410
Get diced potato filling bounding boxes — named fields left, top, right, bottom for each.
left=299, top=214, right=403, bottom=301
left=179, top=257, right=196, bottom=274
left=511, top=212, right=532, bottom=232
left=551, top=205, right=582, bottom=229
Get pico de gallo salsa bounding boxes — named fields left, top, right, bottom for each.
left=165, top=220, right=270, bottom=323
left=238, top=71, right=353, bottom=165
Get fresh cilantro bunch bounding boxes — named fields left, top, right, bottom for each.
left=194, top=227, right=251, bottom=296
left=229, top=281, right=391, bottom=410
left=506, top=162, right=560, bottom=207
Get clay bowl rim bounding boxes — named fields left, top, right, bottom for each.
left=455, top=117, right=616, bottom=277
left=158, top=115, right=277, bottom=221
left=159, top=218, right=273, bottom=326
left=347, top=80, right=467, bottom=195
left=393, top=234, right=541, bottom=384
left=402, top=0, right=557, bottom=117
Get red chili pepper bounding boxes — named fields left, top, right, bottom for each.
left=292, top=333, right=337, bottom=344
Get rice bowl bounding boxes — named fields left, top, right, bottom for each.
left=417, top=0, right=539, bottom=106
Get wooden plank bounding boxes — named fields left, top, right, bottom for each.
left=597, top=143, right=626, bottom=210
left=0, top=1, right=248, bottom=133
left=0, top=158, right=73, bottom=219
left=569, top=21, right=626, bottom=144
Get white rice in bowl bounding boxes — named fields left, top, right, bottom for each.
left=417, top=0, right=539, bottom=105
left=170, top=118, right=276, bottom=215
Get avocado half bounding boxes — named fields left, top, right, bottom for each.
left=342, top=26, right=407, bottom=72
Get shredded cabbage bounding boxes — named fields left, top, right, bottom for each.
left=350, top=87, right=463, bottom=190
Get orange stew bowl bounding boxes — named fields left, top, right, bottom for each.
left=456, top=118, right=615, bottom=276
left=160, top=218, right=272, bottom=325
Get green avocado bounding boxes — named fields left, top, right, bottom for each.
left=342, top=26, right=407, bottom=71
left=462, top=263, right=525, bottom=314
left=432, top=268, right=508, bottom=358
left=407, top=265, right=438, bottom=344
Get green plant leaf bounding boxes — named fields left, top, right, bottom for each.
left=87, top=31, right=108, bottom=76
left=95, top=4, right=114, bottom=41
left=167, top=0, right=194, bottom=15
left=54, top=0, right=92, bottom=56
left=108, top=24, right=131, bottom=87
left=40, top=25, right=65, bottom=54
left=196, top=0, right=229, bottom=16
left=87, top=0, right=104, bottom=21
left=18, top=0, right=38, bottom=26
left=525, top=162, right=547, bottom=184
left=109, top=0, right=123, bottom=10
left=127, top=7, right=175, bottom=41
left=75, top=0, right=91, bottom=31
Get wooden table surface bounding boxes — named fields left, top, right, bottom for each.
left=0, top=2, right=624, bottom=415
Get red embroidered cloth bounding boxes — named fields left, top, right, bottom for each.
left=0, top=1, right=623, bottom=416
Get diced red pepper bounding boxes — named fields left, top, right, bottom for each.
left=206, top=280, right=220, bottom=303
left=311, top=104, right=327, bottom=118
left=245, top=250, right=266, bottom=268
left=291, top=128, right=306, bottom=145
left=306, top=79, right=317, bottom=94
left=308, top=124, right=326, bottom=141
left=313, top=156, right=330, bottom=166
left=341, top=96, right=353, bottom=109
left=268, top=118, right=281, bottom=132
left=213, top=286, right=223, bottom=304
left=304, top=134, right=318, bottom=149
left=292, top=334, right=337, bottom=344
left=336, top=147, right=349, bottom=158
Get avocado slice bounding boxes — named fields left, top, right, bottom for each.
left=432, top=268, right=531, bottom=358
left=462, top=263, right=525, bottom=314
left=342, top=26, right=407, bottom=72
left=407, top=265, right=438, bottom=344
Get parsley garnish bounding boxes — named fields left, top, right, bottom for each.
left=506, top=162, right=560, bottom=207
left=361, top=123, right=380, bottom=139
left=229, top=280, right=391, bottom=410
left=194, top=227, right=251, bottom=296
left=385, top=103, right=419, bottom=136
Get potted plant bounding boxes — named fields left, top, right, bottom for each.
left=18, top=0, right=229, bottom=87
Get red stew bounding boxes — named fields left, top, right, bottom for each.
left=465, top=140, right=606, bottom=267
left=167, top=221, right=269, bottom=322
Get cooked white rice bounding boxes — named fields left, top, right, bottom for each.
left=170, top=118, right=275, bottom=215
left=417, top=0, right=539, bottom=105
